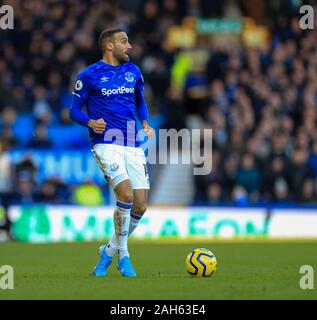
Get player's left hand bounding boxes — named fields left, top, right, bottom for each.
left=143, top=125, right=155, bottom=139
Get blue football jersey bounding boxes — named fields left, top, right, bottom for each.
left=70, top=60, right=149, bottom=147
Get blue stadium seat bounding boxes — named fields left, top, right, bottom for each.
left=13, top=113, right=35, bottom=147
left=48, top=125, right=89, bottom=148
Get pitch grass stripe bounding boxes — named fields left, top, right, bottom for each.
left=126, top=238, right=317, bottom=245
left=189, top=251, right=198, bottom=275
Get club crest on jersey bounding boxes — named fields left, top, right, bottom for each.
left=110, top=163, right=119, bottom=172
left=75, top=80, right=83, bottom=91
left=125, top=72, right=134, bottom=82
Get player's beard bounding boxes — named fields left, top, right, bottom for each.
left=113, top=47, right=130, bottom=63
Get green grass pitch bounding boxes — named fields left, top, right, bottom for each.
left=0, top=239, right=316, bottom=300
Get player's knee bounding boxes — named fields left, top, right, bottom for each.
left=118, top=191, right=133, bottom=204
left=133, top=203, right=147, bottom=214
left=115, top=179, right=133, bottom=203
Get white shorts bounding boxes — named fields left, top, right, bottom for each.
left=92, top=143, right=150, bottom=190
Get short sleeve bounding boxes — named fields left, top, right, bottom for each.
left=135, top=66, right=145, bottom=92
left=72, top=70, right=93, bottom=103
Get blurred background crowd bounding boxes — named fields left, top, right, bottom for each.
left=0, top=0, right=317, bottom=207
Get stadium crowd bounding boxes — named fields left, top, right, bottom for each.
left=0, top=0, right=317, bottom=205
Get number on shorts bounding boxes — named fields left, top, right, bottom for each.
left=143, top=164, right=148, bottom=177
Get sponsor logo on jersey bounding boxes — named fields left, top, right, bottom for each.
left=101, top=86, right=135, bottom=96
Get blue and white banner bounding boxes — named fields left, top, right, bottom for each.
left=9, top=150, right=104, bottom=184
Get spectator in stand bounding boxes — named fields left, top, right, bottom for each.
left=34, top=177, right=71, bottom=204
left=194, top=149, right=223, bottom=202
left=232, top=185, right=249, bottom=206
left=273, top=177, right=291, bottom=203
left=308, top=141, right=317, bottom=178
left=0, top=138, right=13, bottom=196
left=206, top=182, right=223, bottom=205
left=299, top=178, right=317, bottom=203
left=5, top=175, right=35, bottom=205
left=235, top=153, right=261, bottom=201
left=262, top=156, right=289, bottom=201
left=289, top=147, right=312, bottom=201
left=34, top=179, right=58, bottom=203
left=27, top=124, right=53, bottom=149
left=32, top=85, right=52, bottom=124
left=1, top=126, right=18, bottom=149
left=14, top=154, right=37, bottom=186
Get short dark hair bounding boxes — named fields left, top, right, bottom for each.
left=98, top=28, right=123, bottom=54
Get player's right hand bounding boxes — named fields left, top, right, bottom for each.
left=88, top=118, right=106, bottom=134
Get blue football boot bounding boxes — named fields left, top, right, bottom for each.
left=117, top=256, right=137, bottom=277
left=93, top=245, right=112, bottom=277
